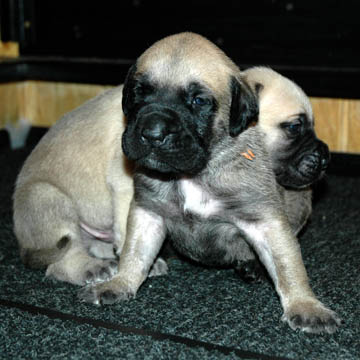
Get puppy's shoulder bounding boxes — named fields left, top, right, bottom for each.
left=19, top=85, right=126, bottom=177
left=62, top=84, right=125, bottom=127
left=41, top=84, right=125, bottom=143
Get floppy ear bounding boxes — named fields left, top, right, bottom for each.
left=229, top=76, right=259, bottom=137
left=122, top=64, right=138, bottom=117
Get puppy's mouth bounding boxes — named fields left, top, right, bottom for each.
left=135, top=152, right=206, bottom=175
left=297, top=152, right=329, bottom=179
left=291, top=161, right=326, bottom=189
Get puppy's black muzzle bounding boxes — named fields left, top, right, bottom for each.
left=122, top=104, right=209, bottom=175
left=275, top=137, right=330, bottom=189
left=297, top=140, right=330, bottom=179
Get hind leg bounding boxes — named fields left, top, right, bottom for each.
left=14, top=181, right=78, bottom=257
left=14, top=181, right=118, bottom=285
left=46, top=244, right=118, bottom=285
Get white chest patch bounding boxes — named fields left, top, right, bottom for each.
left=179, top=179, right=221, bottom=218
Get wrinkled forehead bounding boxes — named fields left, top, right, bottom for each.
left=136, top=42, right=234, bottom=95
left=261, top=78, right=314, bottom=124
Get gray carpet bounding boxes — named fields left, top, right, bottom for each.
left=0, top=130, right=359, bottom=359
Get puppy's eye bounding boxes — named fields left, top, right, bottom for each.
left=137, top=82, right=154, bottom=95
left=281, top=120, right=303, bottom=136
left=192, top=96, right=208, bottom=106
left=287, top=123, right=301, bottom=134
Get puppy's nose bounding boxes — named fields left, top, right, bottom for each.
left=142, top=119, right=167, bottom=143
left=141, top=115, right=179, bottom=146
left=319, top=143, right=330, bottom=170
left=321, top=155, right=330, bottom=170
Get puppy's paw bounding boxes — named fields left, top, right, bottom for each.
left=148, top=257, right=168, bottom=277
left=78, top=278, right=136, bottom=305
left=282, top=299, right=342, bottom=334
left=83, top=260, right=118, bottom=285
left=235, top=259, right=267, bottom=284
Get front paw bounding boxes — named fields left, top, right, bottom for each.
left=84, top=260, right=118, bottom=285
left=78, top=278, right=136, bottom=305
left=282, top=299, right=342, bottom=334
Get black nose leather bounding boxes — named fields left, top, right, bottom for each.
left=321, top=155, right=330, bottom=170
left=142, top=118, right=168, bottom=144
left=319, top=143, right=330, bottom=170
left=141, top=114, right=179, bottom=146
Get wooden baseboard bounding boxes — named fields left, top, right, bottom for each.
left=0, top=41, right=19, bottom=57
left=1, top=80, right=359, bottom=153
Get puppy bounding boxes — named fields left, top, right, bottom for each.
left=14, top=85, right=133, bottom=285
left=75, top=33, right=341, bottom=334
left=243, top=66, right=330, bottom=190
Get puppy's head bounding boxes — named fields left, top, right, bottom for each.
left=243, top=67, right=330, bottom=189
left=122, top=32, right=258, bottom=175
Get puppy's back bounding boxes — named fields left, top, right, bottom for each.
left=16, top=85, right=126, bottom=188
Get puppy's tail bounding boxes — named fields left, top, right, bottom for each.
left=21, top=236, right=71, bottom=269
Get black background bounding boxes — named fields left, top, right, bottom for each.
left=1, top=0, right=360, bottom=97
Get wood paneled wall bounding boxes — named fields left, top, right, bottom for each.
left=311, top=98, right=360, bottom=154
left=0, top=81, right=112, bottom=128
left=0, top=80, right=359, bottom=153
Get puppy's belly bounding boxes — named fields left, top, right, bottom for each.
left=167, top=216, right=252, bottom=267
left=79, top=222, right=114, bottom=242
left=75, top=196, right=114, bottom=237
